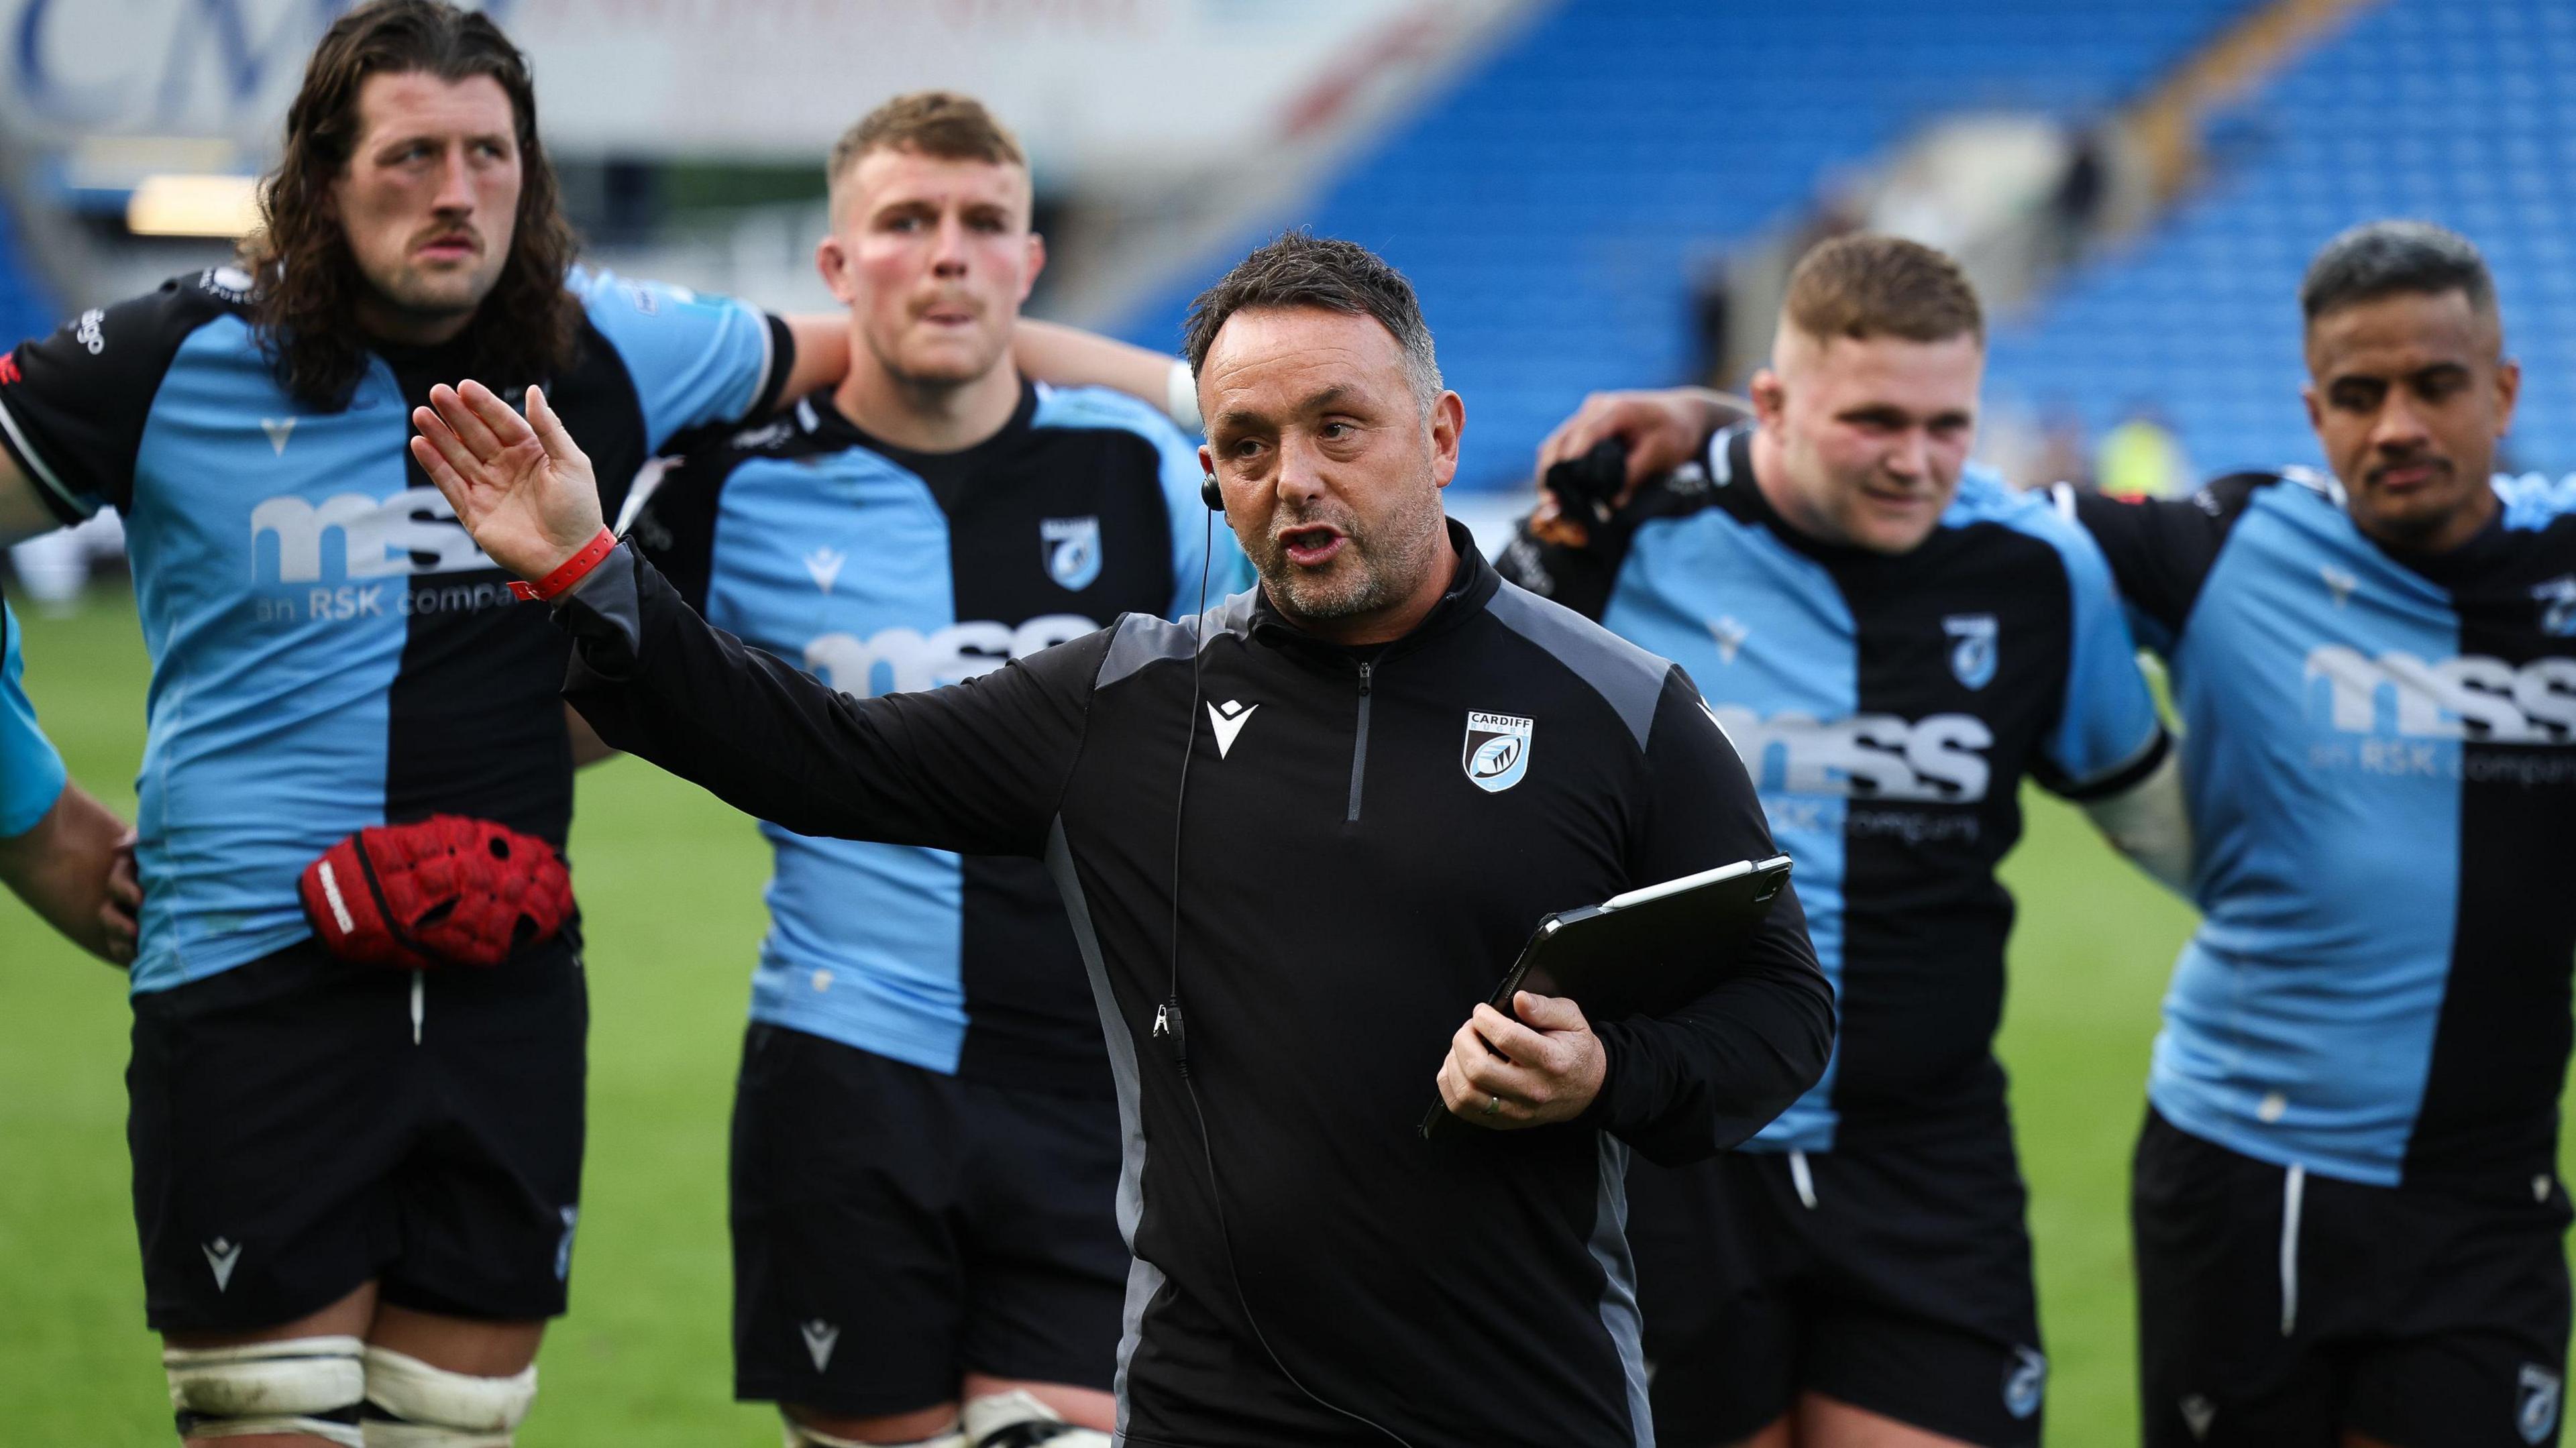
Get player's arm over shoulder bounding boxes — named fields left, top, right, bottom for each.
left=766, top=315, right=1194, bottom=435
left=1497, top=455, right=1719, bottom=623
left=2008, top=490, right=2195, bottom=897
left=1014, top=321, right=1198, bottom=433
left=573, top=269, right=799, bottom=447
left=2054, top=472, right=2276, bottom=654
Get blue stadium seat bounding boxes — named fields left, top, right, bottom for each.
left=1987, top=0, right=2576, bottom=477
left=1116, top=0, right=2253, bottom=490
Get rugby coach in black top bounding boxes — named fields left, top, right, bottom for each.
left=413, top=233, right=1830, bottom=1448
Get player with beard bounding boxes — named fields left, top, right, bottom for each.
left=625, top=93, right=1248, bottom=1448
left=1502, top=235, right=2183, bottom=1448
left=0, top=5, right=1175, bottom=1444
left=1519, top=221, right=2576, bottom=1448
left=2075, top=223, right=2576, bottom=1448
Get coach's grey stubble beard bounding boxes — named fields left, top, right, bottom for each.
left=1256, top=482, right=1448, bottom=625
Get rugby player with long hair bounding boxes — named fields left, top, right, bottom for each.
left=0, top=5, right=1175, bottom=1443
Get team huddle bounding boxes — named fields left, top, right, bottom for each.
left=3, top=3, right=2574, bottom=1448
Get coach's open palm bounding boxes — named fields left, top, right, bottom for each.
left=411, top=380, right=604, bottom=581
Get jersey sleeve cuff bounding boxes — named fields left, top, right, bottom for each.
left=2048, top=726, right=2172, bottom=803
left=0, top=394, right=97, bottom=526
left=745, top=313, right=796, bottom=421
left=0, top=769, right=64, bottom=838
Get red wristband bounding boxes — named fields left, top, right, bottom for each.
left=508, top=528, right=619, bottom=602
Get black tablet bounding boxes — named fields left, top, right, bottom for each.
left=1421, top=854, right=1793, bottom=1140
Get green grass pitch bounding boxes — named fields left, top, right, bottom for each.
left=1, top=588, right=2564, bottom=1444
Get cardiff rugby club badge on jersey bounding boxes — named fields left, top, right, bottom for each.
left=1041, top=516, right=1103, bottom=591
left=2533, top=575, right=2576, bottom=636
left=1462, top=711, right=1534, bottom=793
left=1944, top=612, right=1998, bottom=691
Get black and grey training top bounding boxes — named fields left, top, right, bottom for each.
left=557, top=520, right=1831, bottom=1448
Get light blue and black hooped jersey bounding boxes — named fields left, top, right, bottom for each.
left=1, top=591, right=67, bottom=838
left=1503, top=426, right=2165, bottom=1152
left=627, top=381, right=1249, bottom=1093
left=2068, top=469, right=2576, bottom=1188
left=0, top=266, right=791, bottom=992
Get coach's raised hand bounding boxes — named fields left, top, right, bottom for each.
left=411, top=380, right=605, bottom=581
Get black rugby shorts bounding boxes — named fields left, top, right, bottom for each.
left=1631, top=1109, right=2045, bottom=1447
left=2134, top=1107, right=2571, bottom=1448
left=729, top=1024, right=1126, bottom=1415
left=128, top=936, right=587, bottom=1333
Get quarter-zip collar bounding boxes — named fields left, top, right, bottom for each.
left=1234, top=518, right=1491, bottom=825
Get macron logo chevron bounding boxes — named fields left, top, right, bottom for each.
left=1208, top=700, right=1258, bottom=758
left=260, top=417, right=297, bottom=456
left=800, top=1319, right=840, bottom=1373
left=804, top=547, right=846, bottom=594
left=203, top=1237, right=242, bottom=1292
left=1708, top=615, right=1748, bottom=663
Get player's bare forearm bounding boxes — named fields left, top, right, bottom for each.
left=2082, top=744, right=2194, bottom=897
left=779, top=315, right=851, bottom=408
left=0, top=466, right=62, bottom=547
left=1014, top=321, right=1189, bottom=424
left=1535, top=386, right=1750, bottom=490
left=0, top=782, right=136, bottom=964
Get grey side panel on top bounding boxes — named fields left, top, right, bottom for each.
left=1044, top=818, right=1157, bottom=1439
left=1096, top=613, right=1195, bottom=692
left=1588, top=1132, right=1654, bottom=1448
left=1487, top=579, right=1670, bottom=751
left=1095, top=587, right=1259, bottom=691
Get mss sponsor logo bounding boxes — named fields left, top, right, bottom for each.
left=2304, top=646, right=2576, bottom=744
left=806, top=614, right=1099, bottom=698
left=1710, top=704, right=1994, bottom=803
left=250, top=488, right=494, bottom=585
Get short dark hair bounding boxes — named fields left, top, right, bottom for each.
left=2300, top=220, right=2499, bottom=331
left=828, top=91, right=1026, bottom=213
left=1781, top=233, right=1983, bottom=345
left=244, top=0, right=579, bottom=409
left=1181, top=232, right=1441, bottom=406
